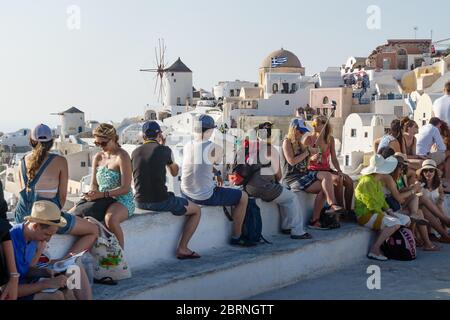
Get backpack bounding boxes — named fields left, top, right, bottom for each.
left=381, top=227, right=416, bottom=261
left=228, top=139, right=261, bottom=186
left=223, top=198, right=271, bottom=244
left=320, top=206, right=341, bottom=229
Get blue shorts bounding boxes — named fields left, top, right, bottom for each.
left=136, top=192, right=189, bottom=216
left=184, top=187, right=243, bottom=207
left=57, top=212, right=76, bottom=235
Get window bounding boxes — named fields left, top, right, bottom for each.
left=364, top=132, right=368, bottom=138
left=323, top=108, right=328, bottom=116
left=236, top=89, right=241, bottom=96
left=65, top=150, right=68, bottom=155
left=285, top=100, right=290, bottom=106
left=291, top=83, right=297, bottom=93
left=423, top=113, right=426, bottom=118
left=351, top=129, right=357, bottom=137
left=174, top=79, right=176, bottom=83
left=81, top=162, right=86, bottom=168
left=272, top=83, right=278, bottom=94
left=230, top=90, right=235, bottom=97
left=323, top=96, right=329, bottom=105
left=345, top=155, right=350, bottom=167
left=282, top=83, right=289, bottom=93
left=177, top=97, right=181, bottom=106
left=171, top=73, right=174, bottom=76
left=423, top=120, right=426, bottom=126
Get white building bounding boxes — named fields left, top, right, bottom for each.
left=213, top=80, right=259, bottom=100
left=414, top=93, right=442, bottom=127
left=0, top=128, right=31, bottom=149
left=317, top=67, right=344, bottom=88
left=342, top=113, right=397, bottom=170
left=57, top=107, right=85, bottom=138
left=163, top=58, right=193, bottom=109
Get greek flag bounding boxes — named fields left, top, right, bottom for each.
left=271, top=56, right=288, bottom=68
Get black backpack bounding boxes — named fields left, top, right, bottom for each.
left=223, top=198, right=271, bottom=244
left=320, top=207, right=341, bottom=229
left=381, top=227, right=416, bottom=261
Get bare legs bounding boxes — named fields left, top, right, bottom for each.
left=370, top=225, right=400, bottom=256
left=104, top=203, right=129, bottom=249
left=176, top=201, right=201, bottom=257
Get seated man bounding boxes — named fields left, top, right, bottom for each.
left=132, top=121, right=201, bottom=259
left=10, top=201, right=92, bottom=300
left=181, top=115, right=254, bottom=247
left=416, top=118, right=450, bottom=180
left=244, top=122, right=312, bottom=238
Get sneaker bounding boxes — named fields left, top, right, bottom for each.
left=367, top=252, right=388, bottom=261
left=291, top=233, right=313, bottom=240
left=230, top=236, right=258, bottom=247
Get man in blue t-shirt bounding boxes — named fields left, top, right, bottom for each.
left=11, top=200, right=92, bottom=300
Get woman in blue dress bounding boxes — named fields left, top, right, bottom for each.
left=85, top=124, right=134, bottom=249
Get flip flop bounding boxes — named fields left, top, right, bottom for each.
left=94, top=277, right=118, bottom=286
left=177, top=252, right=201, bottom=260
left=423, top=245, right=440, bottom=252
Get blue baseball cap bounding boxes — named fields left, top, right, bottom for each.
left=290, top=118, right=310, bottom=134
left=142, top=121, right=162, bottom=137
left=31, top=124, right=53, bottom=142
left=198, top=115, right=216, bottom=132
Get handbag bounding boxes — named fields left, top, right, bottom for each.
left=73, top=198, right=117, bottom=222
left=85, top=217, right=131, bottom=281
left=385, top=195, right=401, bottom=212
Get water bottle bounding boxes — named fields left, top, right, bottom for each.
left=80, top=252, right=95, bottom=286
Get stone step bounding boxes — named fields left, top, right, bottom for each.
left=93, top=223, right=373, bottom=300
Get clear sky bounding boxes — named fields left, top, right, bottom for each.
left=0, top=0, right=448, bottom=133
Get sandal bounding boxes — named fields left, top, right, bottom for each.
left=423, top=245, right=440, bottom=252
left=328, top=204, right=346, bottom=214
left=177, top=251, right=201, bottom=260
left=94, top=277, right=118, bottom=286
left=410, top=217, right=430, bottom=226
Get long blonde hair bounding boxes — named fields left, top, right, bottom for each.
left=312, top=115, right=332, bottom=145
left=285, top=126, right=302, bottom=155
left=93, top=123, right=119, bottom=145
left=26, top=138, right=54, bottom=188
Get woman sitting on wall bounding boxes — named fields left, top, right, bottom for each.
left=304, top=116, right=354, bottom=215
left=282, top=119, right=344, bottom=230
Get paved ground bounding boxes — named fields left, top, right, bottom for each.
left=251, top=243, right=450, bottom=300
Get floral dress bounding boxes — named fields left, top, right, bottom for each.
left=96, top=166, right=135, bottom=216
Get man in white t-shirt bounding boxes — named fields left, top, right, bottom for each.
left=432, top=81, right=450, bottom=125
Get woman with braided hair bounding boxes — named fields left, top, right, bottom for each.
left=15, top=124, right=98, bottom=260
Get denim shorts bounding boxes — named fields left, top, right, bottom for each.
left=184, top=187, right=243, bottom=207
left=136, top=192, right=189, bottom=216
left=57, top=212, right=77, bottom=235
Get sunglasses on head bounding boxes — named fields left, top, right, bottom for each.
left=94, top=140, right=110, bottom=147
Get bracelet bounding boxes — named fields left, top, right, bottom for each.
left=10, top=273, right=20, bottom=278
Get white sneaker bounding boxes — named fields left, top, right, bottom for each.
left=367, top=252, right=388, bottom=261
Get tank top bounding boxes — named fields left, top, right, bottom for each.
left=181, top=140, right=216, bottom=201
left=422, top=187, right=440, bottom=204
left=308, top=145, right=331, bottom=171
left=282, top=139, right=309, bottom=184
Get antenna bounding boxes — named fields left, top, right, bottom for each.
left=414, top=26, right=418, bottom=39
left=140, top=38, right=168, bottom=104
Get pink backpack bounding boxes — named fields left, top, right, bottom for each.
left=381, top=227, right=416, bottom=261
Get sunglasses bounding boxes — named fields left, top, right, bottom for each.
left=423, top=168, right=435, bottom=174
left=94, top=140, right=110, bottom=147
